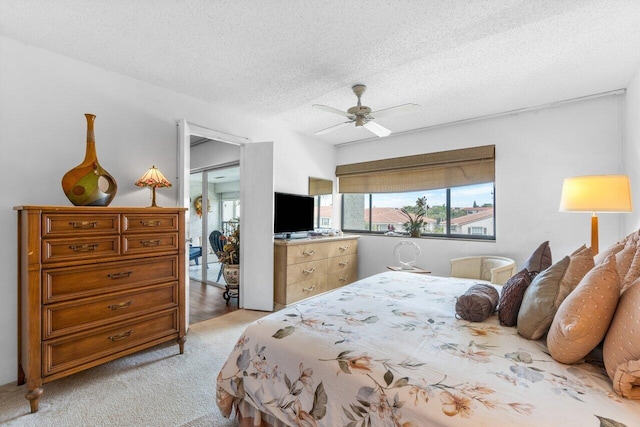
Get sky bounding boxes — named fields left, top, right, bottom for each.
left=371, top=182, right=494, bottom=208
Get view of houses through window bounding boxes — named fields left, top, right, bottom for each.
left=341, top=182, right=495, bottom=239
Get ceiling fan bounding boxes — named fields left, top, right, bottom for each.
left=313, top=84, right=420, bottom=137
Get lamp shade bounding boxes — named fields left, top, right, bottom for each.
left=135, top=165, right=172, bottom=189
left=559, top=175, right=632, bottom=213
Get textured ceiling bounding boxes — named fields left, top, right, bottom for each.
left=2, top=1, right=640, bottom=145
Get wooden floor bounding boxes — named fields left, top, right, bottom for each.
left=189, top=279, right=238, bottom=324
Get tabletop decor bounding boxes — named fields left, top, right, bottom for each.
left=134, top=165, right=172, bottom=207
left=400, top=196, right=429, bottom=237
left=61, top=113, right=118, bottom=206
left=217, top=222, right=240, bottom=303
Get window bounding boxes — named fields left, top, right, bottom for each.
left=341, top=182, right=494, bottom=239
left=313, top=194, right=333, bottom=229
left=337, top=145, right=495, bottom=240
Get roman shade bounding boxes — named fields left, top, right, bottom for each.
left=308, top=177, right=333, bottom=195
left=335, top=145, right=495, bottom=194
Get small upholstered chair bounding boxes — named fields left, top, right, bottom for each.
left=450, top=256, right=516, bottom=285
left=189, top=244, right=202, bottom=265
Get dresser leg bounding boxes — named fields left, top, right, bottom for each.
left=26, top=387, right=43, bottom=413
left=177, top=336, right=187, bottom=354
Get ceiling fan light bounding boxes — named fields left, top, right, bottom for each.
left=355, top=116, right=364, bottom=127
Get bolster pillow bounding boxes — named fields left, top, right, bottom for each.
left=455, top=284, right=499, bottom=322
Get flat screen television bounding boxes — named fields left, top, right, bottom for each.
left=274, top=192, right=314, bottom=236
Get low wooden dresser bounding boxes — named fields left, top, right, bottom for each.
left=274, top=235, right=358, bottom=309
left=15, top=206, right=187, bottom=413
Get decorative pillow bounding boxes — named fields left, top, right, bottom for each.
left=603, top=280, right=640, bottom=386
left=612, top=360, right=640, bottom=399
left=547, top=254, right=620, bottom=364
left=622, top=242, right=640, bottom=293
left=498, top=269, right=531, bottom=327
left=615, top=243, right=636, bottom=281
left=594, top=241, right=624, bottom=265
left=517, top=256, right=570, bottom=340
left=522, top=241, right=552, bottom=278
left=455, top=284, right=499, bottom=322
left=555, top=246, right=594, bottom=308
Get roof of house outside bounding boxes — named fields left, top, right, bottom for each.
left=445, top=208, right=494, bottom=226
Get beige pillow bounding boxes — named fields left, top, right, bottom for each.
left=622, top=243, right=640, bottom=293
left=615, top=243, right=636, bottom=281
left=594, top=241, right=624, bottom=265
left=603, top=280, right=640, bottom=386
left=547, top=254, right=620, bottom=364
left=517, top=256, right=570, bottom=340
left=556, top=246, right=594, bottom=308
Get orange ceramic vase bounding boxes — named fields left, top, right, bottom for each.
left=61, top=114, right=117, bottom=206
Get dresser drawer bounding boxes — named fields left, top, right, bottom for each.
left=122, top=233, right=179, bottom=255
left=326, top=239, right=358, bottom=258
left=42, top=213, right=120, bottom=238
left=285, top=259, right=327, bottom=285
left=122, top=213, right=179, bottom=233
left=327, top=254, right=357, bottom=274
left=43, top=256, right=178, bottom=304
left=327, top=265, right=358, bottom=291
left=42, top=236, right=120, bottom=264
left=286, top=243, right=329, bottom=264
left=43, top=309, right=179, bottom=377
left=286, top=277, right=327, bottom=305
left=43, top=282, right=178, bottom=339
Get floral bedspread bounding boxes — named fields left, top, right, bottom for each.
left=216, top=272, right=640, bottom=427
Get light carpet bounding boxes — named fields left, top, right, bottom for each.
left=0, top=309, right=268, bottom=426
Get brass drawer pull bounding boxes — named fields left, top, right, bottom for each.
left=108, top=271, right=133, bottom=280
left=339, top=260, right=349, bottom=267
left=339, top=276, right=349, bottom=282
left=140, top=239, right=161, bottom=247
left=302, top=250, right=315, bottom=256
left=339, top=245, right=349, bottom=252
left=69, top=243, right=98, bottom=252
left=69, top=221, right=98, bottom=229
left=303, top=268, right=315, bottom=274
left=140, top=220, right=161, bottom=227
left=108, top=300, right=133, bottom=310
left=108, top=330, right=133, bottom=342
left=302, top=285, right=315, bottom=292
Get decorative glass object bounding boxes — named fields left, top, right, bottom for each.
left=61, top=114, right=117, bottom=206
left=393, top=240, right=421, bottom=270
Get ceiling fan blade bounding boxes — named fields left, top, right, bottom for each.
left=314, top=120, right=354, bottom=135
left=313, top=104, right=353, bottom=118
left=363, top=121, right=392, bottom=137
left=369, top=103, right=420, bottom=119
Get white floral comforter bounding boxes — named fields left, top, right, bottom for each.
left=216, top=272, right=640, bottom=427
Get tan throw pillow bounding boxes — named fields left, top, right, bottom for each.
left=594, top=241, right=625, bottom=265
left=498, top=269, right=531, bottom=327
left=547, top=254, right=620, bottom=364
left=556, top=246, right=594, bottom=308
left=603, top=280, right=640, bottom=385
left=615, top=243, right=636, bottom=281
left=522, top=241, right=552, bottom=278
left=622, top=243, right=640, bottom=293
left=517, top=256, right=570, bottom=340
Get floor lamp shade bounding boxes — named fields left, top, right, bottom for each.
left=559, top=175, right=632, bottom=255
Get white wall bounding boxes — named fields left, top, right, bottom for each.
left=0, top=36, right=335, bottom=386
left=624, top=67, right=640, bottom=233
left=338, top=95, right=627, bottom=279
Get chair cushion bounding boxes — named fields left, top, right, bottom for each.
left=498, top=269, right=531, bottom=327
left=547, top=254, right=620, bottom=364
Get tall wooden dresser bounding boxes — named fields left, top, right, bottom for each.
left=274, top=235, right=358, bottom=309
left=15, top=206, right=187, bottom=413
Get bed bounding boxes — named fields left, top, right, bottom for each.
left=216, top=271, right=640, bottom=426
